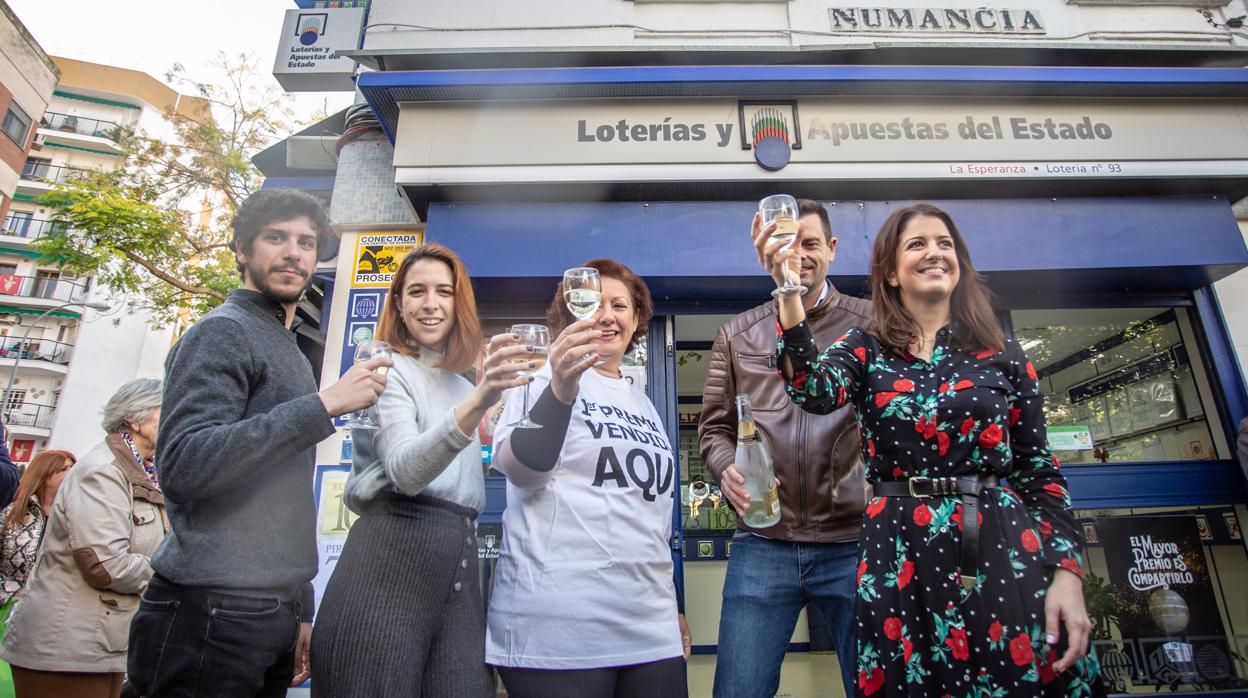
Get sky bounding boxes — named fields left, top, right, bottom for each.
left=7, top=0, right=355, bottom=130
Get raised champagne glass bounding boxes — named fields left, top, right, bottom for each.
left=506, top=324, right=550, bottom=429
left=344, top=339, right=392, bottom=430
left=563, top=267, right=602, bottom=363
left=759, top=194, right=805, bottom=298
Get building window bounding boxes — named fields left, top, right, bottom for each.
left=1010, top=306, right=1225, bottom=464
left=33, top=270, right=59, bottom=299
left=1, top=102, right=32, bottom=146
left=20, top=158, right=50, bottom=181
left=5, top=389, right=25, bottom=411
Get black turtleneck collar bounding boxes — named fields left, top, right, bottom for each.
left=229, top=289, right=303, bottom=332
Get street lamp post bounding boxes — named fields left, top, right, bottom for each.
left=1, top=300, right=112, bottom=427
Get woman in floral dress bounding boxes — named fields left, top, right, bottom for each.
left=757, top=203, right=1102, bottom=697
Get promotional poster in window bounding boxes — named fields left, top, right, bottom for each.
left=1094, top=514, right=1231, bottom=687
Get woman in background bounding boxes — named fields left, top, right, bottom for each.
left=0, top=450, right=76, bottom=698
left=0, top=379, right=166, bottom=698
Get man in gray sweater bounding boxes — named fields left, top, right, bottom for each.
left=127, top=190, right=390, bottom=697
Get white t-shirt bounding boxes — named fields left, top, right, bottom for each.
left=486, top=366, right=682, bottom=669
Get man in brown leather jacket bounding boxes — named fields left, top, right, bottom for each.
left=699, top=199, right=868, bottom=697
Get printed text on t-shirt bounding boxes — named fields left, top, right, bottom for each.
left=581, top=398, right=674, bottom=501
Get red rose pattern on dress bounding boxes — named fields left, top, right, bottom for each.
left=777, top=323, right=1100, bottom=697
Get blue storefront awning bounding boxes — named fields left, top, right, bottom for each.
left=425, top=195, right=1248, bottom=306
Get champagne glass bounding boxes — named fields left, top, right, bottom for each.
left=563, top=268, right=601, bottom=321
left=759, top=194, right=805, bottom=298
left=344, top=339, right=392, bottom=430
left=563, top=267, right=602, bottom=364
left=507, top=324, right=550, bottom=429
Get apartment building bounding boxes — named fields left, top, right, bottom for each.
left=2, top=55, right=209, bottom=460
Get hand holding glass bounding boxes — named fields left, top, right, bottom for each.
left=344, top=339, right=392, bottom=430
left=759, top=194, right=805, bottom=298
left=507, top=324, right=550, bottom=429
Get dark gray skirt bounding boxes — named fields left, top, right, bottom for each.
left=310, top=492, right=492, bottom=698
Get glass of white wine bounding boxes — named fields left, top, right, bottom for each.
left=506, top=324, right=550, bottom=429
left=759, top=194, right=805, bottom=298
left=563, top=267, right=602, bottom=364
left=344, top=339, right=392, bottom=430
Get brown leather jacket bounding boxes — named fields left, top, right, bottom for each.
left=698, top=285, right=871, bottom=543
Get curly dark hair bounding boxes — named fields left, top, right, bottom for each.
left=230, top=189, right=334, bottom=276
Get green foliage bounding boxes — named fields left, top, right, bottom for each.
left=1081, top=571, right=1119, bottom=641
left=32, top=53, right=300, bottom=326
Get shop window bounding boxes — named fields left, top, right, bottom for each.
left=675, top=315, right=741, bottom=539
left=1011, top=307, right=1225, bottom=464
left=1075, top=504, right=1247, bottom=693
left=1, top=101, right=31, bottom=146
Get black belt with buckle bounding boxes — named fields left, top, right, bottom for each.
left=873, top=474, right=999, bottom=592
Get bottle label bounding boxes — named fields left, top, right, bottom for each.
left=737, top=419, right=757, bottom=445
left=763, top=487, right=780, bottom=515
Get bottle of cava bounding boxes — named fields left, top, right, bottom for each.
left=734, top=393, right=781, bottom=528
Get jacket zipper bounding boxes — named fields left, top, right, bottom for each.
left=736, top=352, right=775, bottom=369
left=797, top=409, right=808, bottom=529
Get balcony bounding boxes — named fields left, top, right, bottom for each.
left=16, top=162, right=90, bottom=198
left=1, top=216, right=66, bottom=242
left=0, top=338, right=72, bottom=376
left=20, top=161, right=87, bottom=185
left=0, top=275, right=87, bottom=304
left=40, top=112, right=119, bottom=139
left=3, top=403, right=56, bottom=431
left=0, top=338, right=72, bottom=365
left=37, top=112, right=124, bottom=155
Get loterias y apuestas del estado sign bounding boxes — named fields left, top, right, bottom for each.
left=393, top=98, right=1248, bottom=184
left=829, top=7, right=1045, bottom=34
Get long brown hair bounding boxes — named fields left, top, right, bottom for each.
left=373, top=243, right=482, bottom=374
left=867, top=203, right=1003, bottom=356
left=3, top=450, right=76, bottom=530
left=545, top=258, right=653, bottom=348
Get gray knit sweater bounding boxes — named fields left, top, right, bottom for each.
left=152, top=290, right=335, bottom=612
left=343, top=349, right=484, bottom=514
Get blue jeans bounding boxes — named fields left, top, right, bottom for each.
left=126, top=576, right=301, bottom=698
left=713, top=535, right=857, bottom=698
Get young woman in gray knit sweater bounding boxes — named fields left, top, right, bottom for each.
left=310, top=244, right=533, bottom=697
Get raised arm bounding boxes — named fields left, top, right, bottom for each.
left=778, top=323, right=871, bottom=416
left=493, top=319, right=600, bottom=489
left=156, top=317, right=335, bottom=502
left=374, top=367, right=475, bottom=494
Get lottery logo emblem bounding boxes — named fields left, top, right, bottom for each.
left=739, top=102, right=802, bottom=172
left=297, top=13, right=328, bottom=46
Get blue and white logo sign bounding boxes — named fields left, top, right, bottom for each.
left=297, top=13, right=328, bottom=45
left=274, top=7, right=366, bottom=92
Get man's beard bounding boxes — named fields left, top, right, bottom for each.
left=248, top=260, right=309, bottom=304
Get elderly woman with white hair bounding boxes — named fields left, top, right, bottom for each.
left=0, top=378, right=168, bottom=698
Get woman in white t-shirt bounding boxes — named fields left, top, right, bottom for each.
left=488, top=258, right=690, bottom=698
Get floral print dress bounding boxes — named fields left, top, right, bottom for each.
left=778, top=322, right=1102, bottom=698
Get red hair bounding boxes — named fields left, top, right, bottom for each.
left=373, top=244, right=482, bottom=374
left=3, top=450, right=75, bottom=530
